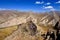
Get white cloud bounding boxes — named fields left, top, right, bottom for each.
left=0, top=8, right=17, bottom=10
left=44, top=6, right=53, bottom=9
left=50, top=8, right=55, bottom=11
left=35, top=1, right=44, bottom=4
left=0, top=8, right=6, bottom=10
left=56, top=1, right=60, bottom=3
left=43, top=6, right=55, bottom=11
left=46, top=2, right=51, bottom=5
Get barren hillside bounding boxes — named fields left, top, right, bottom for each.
left=0, top=10, right=60, bottom=40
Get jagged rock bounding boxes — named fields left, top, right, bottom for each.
left=18, top=20, right=37, bottom=36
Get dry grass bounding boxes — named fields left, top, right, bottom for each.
left=0, top=25, right=18, bottom=40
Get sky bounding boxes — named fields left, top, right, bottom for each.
left=0, top=0, right=60, bottom=12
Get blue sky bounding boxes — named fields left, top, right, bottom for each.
left=0, top=0, right=60, bottom=12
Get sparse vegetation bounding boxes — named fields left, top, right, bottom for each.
left=0, top=25, right=18, bottom=40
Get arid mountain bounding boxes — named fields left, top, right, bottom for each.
left=0, top=10, right=60, bottom=40
left=0, top=10, right=60, bottom=27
